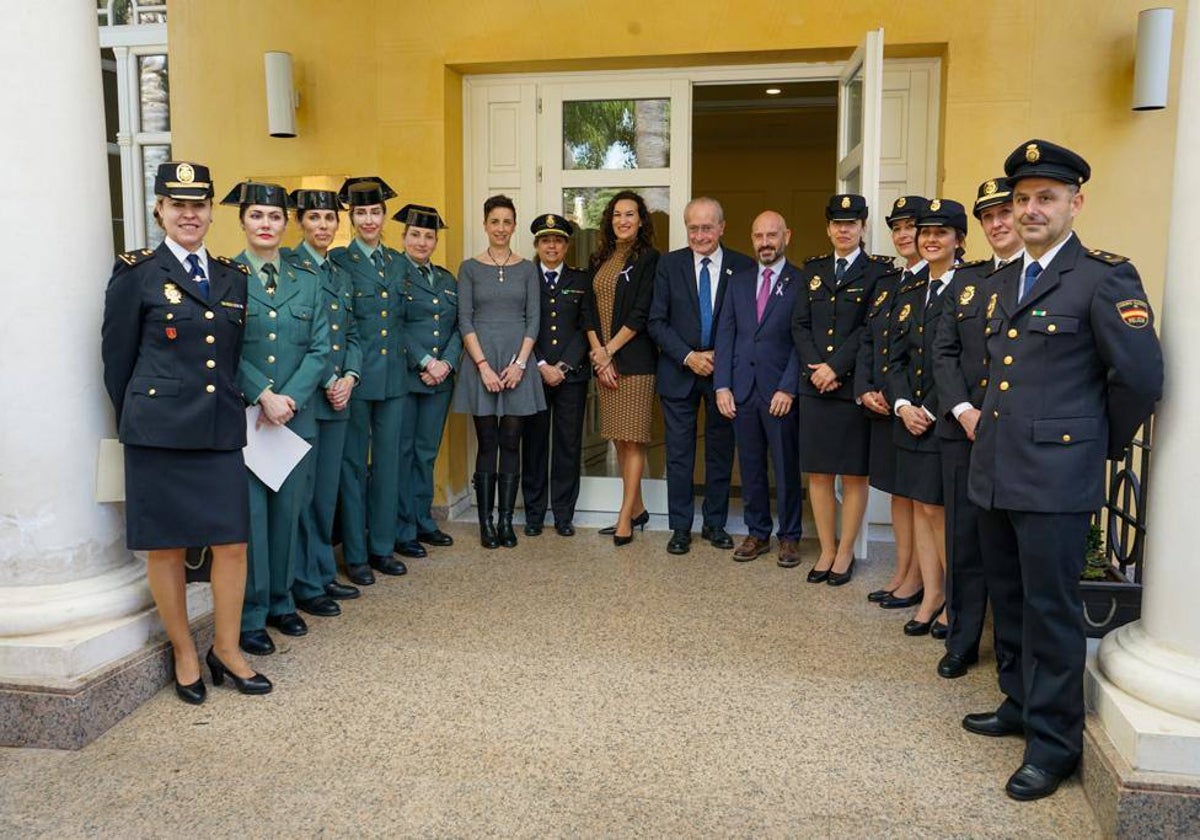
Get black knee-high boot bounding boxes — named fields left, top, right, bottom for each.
left=474, top=472, right=499, bottom=549
left=496, top=473, right=520, bottom=548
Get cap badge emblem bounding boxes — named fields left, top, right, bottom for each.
left=163, top=282, right=183, bottom=304
left=175, top=163, right=195, bottom=183
left=840, top=196, right=851, bottom=209
left=929, top=199, right=941, bottom=211
left=896, top=197, right=906, bottom=208
left=1025, top=143, right=1040, bottom=163
left=959, top=285, right=976, bottom=306
left=546, top=214, right=557, bottom=226
left=984, top=180, right=998, bottom=195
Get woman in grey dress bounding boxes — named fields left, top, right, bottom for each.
left=454, top=194, right=545, bottom=548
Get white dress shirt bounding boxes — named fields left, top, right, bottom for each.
left=693, top=246, right=723, bottom=311
left=163, top=236, right=209, bottom=277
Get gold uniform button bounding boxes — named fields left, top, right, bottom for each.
left=206, top=360, right=216, bottom=369
left=551, top=339, right=558, bottom=346
left=431, top=346, right=438, bottom=352
left=915, top=389, right=923, bottom=397
left=433, top=314, right=439, bottom=321
left=551, top=325, right=557, bottom=331
left=993, top=410, right=999, bottom=418
left=1047, top=324, right=1057, bottom=333
left=381, top=348, right=388, bottom=355
left=915, top=368, right=922, bottom=375
left=916, top=348, right=923, bottom=354
left=550, top=298, right=556, bottom=304
left=999, top=381, right=1010, bottom=391
left=268, top=332, right=276, bottom=341
left=881, top=348, right=888, bottom=355
left=433, top=330, right=439, bottom=337
left=552, top=312, right=558, bottom=318
left=267, top=355, right=276, bottom=363
left=980, top=378, right=988, bottom=387
left=1003, top=355, right=1013, bottom=365
left=1007, top=328, right=1018, bottom=338
left=432, top=298, right=439, bottom=305
left=1062, top=434, right=1072, bottom=442
left=166, top=312, right=174, bottom=321
left=205, top=384, right=216, bottom=393
left=881, top=365, right=888, bottom=372
left=204, top=311, right=215, bottom=320
left=381, top=329, right=388, bottom=337
left=918, top=326, right=924, bottom=334
left=381, top=291, right=389, bottom=299
left=381, top=310, right=388, bottom=317
left=148, top=388, right=157, bottom=396
left=332, top=303, right=339, bottom=310
left=269, top=310, right=277, bottom=319
left=205, top=335, right=215, bottom=344
left=827, top=329, right=834, bottom=336
left=826, top=345, right=834, bottom=352
left=333, top=344, right=341, bottom=351
left=332, top=323, right=340, bottom=331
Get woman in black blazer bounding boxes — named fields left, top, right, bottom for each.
left=585, top=191, right=660, bottom=544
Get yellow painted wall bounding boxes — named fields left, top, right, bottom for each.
left=169, top=0, right=1187, bottom=504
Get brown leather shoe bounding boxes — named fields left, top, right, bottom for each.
left=777, top=539, right=802, bottom=568
left=733, top=535, right=770, bottom=561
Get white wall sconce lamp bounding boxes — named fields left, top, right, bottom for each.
left=264, top=51, right=299, bottom=137
left=1133, top=8, right=1174, bottom=111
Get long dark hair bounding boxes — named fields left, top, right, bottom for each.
left=590, top=190, right=655, bottom=269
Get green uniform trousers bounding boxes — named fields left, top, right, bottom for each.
left=395, top=388, right=454, bottom=542
left=341, top=395, right=404, bottom=562
left=294, top=416, right=350, bottom=599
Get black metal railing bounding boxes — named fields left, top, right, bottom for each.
left=1096, top=416, right=1153, bottom=584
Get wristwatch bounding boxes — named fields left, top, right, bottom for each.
left=514, top=358, right=527, bottom=370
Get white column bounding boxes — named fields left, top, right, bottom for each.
left=0, top=1, right=156, bottom=682
left=1091, top=0, right=1200, bottom=775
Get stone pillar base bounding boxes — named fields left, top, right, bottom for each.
left=1083, top=656, right=1200, bottom=838
left=0, top=585, right=213, bottom=750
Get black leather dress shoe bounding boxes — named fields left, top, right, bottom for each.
left=524, top=523, right=543, bottom=536
left=206, top=648, right=272, bottom=696
left=826, top=558, right=855, bottom=586
left=174, top=676, right=206, bottom=705
left=867, top=588, right=894, bottom=602
left=879, top=588, right=924, bottom=609
left=937, top=651, right=978, bottom=679
left=324, top=580, right=361, bottom=600
left=239, top=629, right=276, bottom=656
left=806, top=566, right=830, bottom=584
left=554, top=522, right=575, bottom=537
left=394, top=540, right=427, bottom=559
left=701, top=525, right=734, bottom=549
left=369, top=554, right=407, bottom=576
left=962, top=711, right=1023, bottom=738
left=345, top=564, right=375, bottom=586
left=904, top=617, right=933, bottom=636
left=1006, top=763, right=1067, bottom=801
left=266, top=612, right=308, bottom=637
left=295, top=595, right=341, bottom=617
left=667, top=530, right=692, bottom=555
left=931, top=620, right=950, bottom=640
left=417, top=529, right=454, bottom=546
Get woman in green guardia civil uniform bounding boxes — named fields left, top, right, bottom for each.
left=225, top=182, right=330, bottom=657
left=283, top=189, right=364, bottom=618
left=329, top=177, right=410, bottom=584
left=392, top=204, right=461, bottom=554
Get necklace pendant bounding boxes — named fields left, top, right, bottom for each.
left=498, top=267, right=505, bottom=282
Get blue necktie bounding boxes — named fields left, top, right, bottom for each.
left=545, top=269, right=558, bottom=290
left=835, top=257, right=848, bottom=285
left=698, top=257, right=713, bottom=348
left=186, top=253, right=208, bottom=299
left=1019, top=261, right=1043, bottom=303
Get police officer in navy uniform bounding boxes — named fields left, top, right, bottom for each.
left=393, top=204, right=461, bottom=554
left=931, top=179, right=1024, bottom=679
left=285, top=189, right=363, bottom=618
left=520, top=213, right=592, bottom=537
left=226, top=182, right=330, bottom=655
left=330, top=177, right=409, bottom=584
left=964, top=140, right=1163, bottom=801
left=102, top=161, right=270, bottom=702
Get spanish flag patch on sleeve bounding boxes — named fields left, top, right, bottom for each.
left=1116, top=299, right=1150, bottom=328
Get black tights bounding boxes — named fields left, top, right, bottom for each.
left=474, top=415, right=523, bottom=474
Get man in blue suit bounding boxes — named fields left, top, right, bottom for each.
left=714, top=211, right=803, bottom=567
left=648, top=197, right=755, bottom=555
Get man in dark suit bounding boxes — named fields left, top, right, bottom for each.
left=965, top=140, right=1163, bottom=801
left=932, top=178, right=1024, bottom=679
left=521, top=213, right=591, bottom=537
left=648, top=197, right=755, bottom=555
left=714, top=211, right=803, bottom=567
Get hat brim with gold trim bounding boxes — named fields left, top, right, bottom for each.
left=530, top=213, right=574, bottom=239
left=154, top=161, right=214, bottom=200
left=392, top=203, right=447, bottom=229
left=916, top=198, right=968, bottom=234
left=1004, top=139, right=1091, bottom=188
left=825, top=194, right=868, bottom=222
left=972, top=177, right=1012, bottom=218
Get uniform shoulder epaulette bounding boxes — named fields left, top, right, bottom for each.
left=804, top=253, right=829, bottom=264
left=1085, top=248, right=1129, bottom=266
left=956, top=259, right=988, bottom=270
left=869, top=253, right=896, bottom=265
left=899, top=275, right=928, bottom=295
left=116, top=248, right=155, bottom=267
left=214, top=254, right=251, bottom=275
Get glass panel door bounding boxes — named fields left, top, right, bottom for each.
left=837, top=29, right=885, bottom=252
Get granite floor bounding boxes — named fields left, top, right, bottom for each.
left=0, top=522, right=1101, bottom=838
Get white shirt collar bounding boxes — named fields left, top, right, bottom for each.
left=995, top=249, right=1024, bottom=270
left=539, top=261, right=564, bottom=276
left=834, top=247, right=862, bottom=269
left=907, top=258, right=928, bottom=276
left=1023, top=232, right=1073, bottom=274
left=758, top=256, right=786, bottom=285
left=163, top=236, right=208, bottom=275
left=693, top=246, right=723, bottom=275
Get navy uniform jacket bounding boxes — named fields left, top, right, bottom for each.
left=648, top=246, right=756, bottom=399
left=235, top=253, right=330, bottom=441
left=102, top=243, right=249, bottom=450
left=853, top=266, right=913, bottom=405
left=531, top=264, right=592, bottom=384
left=933, top=260, right=999, bottom=441
left=329, top=240, right=407, bottom=401
left=713, top=260, right=802, bottom=401
left=283, top=246, right=362, bottom=422
left=792, top=251, right=898, bottom=401
left=398, top=256, right=462, bottom=394
left=969, top=235, right=1163, bottom=513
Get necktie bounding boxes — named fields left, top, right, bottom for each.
left=371, top=250, right=385, bottom=275
left=545, top=269, right=558, bottom=290
left=262, top=263, right=278, bottom=296
left=698, top=257, right=713, bottom=348
left=186, top=253, right=208, bottom=299
left=926, top=278, right=944, bottom=311
left=1019, top=261, right=1043, bottom=302
left=419, top=264, right=432, bottom=284
left=835, top=257, right=848, bottom=285
left=756, top=267, right=774, bottom=323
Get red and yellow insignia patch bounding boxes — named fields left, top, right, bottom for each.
left=165, top=327, right=178, bottom=340
left=1116, top=299, right=1150, bottom=329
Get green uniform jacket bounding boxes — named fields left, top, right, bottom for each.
left=398, top=256, right=462, bottom=394
left=283, top=245, right=363, bottom=422
left=235, top=252, right=330, bottom=440
left=329, top=239, right=407, bottom=400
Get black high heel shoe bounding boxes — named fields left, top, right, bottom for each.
left=806, top=558, right=834, bottom=583
left=599, top=509, right=649, bottom=536
left=826, top=558, right=856, bottom=587
left=206, top=647, right=273, bottom=695
left=904, top=604, right=946, bottom=637
left=174, top=674, right=206, bottom=705
left=613, top=530, right=634, bottom=547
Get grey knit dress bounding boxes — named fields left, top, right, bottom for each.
left=452, top=258, right=547, bottom=417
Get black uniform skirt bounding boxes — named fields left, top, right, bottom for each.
left=124, top=445, right=249, bottom=550
left=895, top=445, right=944, bottom=506
left=868, top=417, right=899, bottom=494
left=797, top=395, right=870, bottom=476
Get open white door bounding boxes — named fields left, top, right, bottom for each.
left=836, top=28, right=885, bottom=252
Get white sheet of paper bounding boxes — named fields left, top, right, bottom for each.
left=96, top=438, right=126, bottom=503
left=243, top=405, right=312, bottom=492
